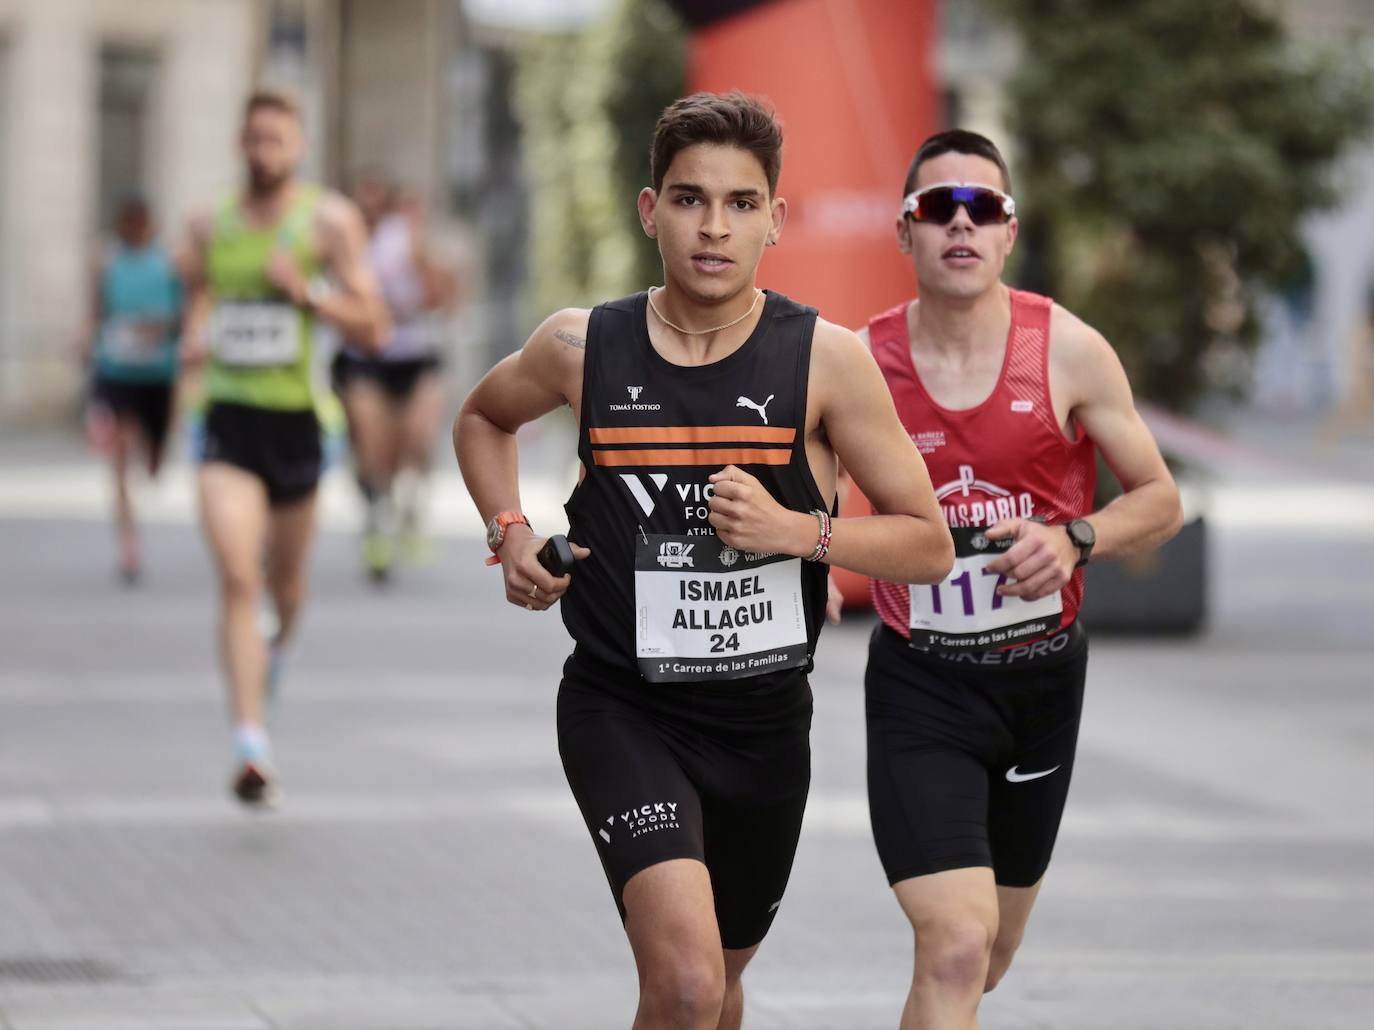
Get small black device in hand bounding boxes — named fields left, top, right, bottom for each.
left=537, top=534, right=575, bottom=576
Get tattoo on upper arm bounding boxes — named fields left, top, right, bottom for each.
left=553, top=328, right=586, bottom=350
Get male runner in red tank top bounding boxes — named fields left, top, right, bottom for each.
left=855, top=131, right=1183, bottom=1028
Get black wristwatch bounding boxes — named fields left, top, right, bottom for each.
left=1065, top=518, right=1095, bottom=568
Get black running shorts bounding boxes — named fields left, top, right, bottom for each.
left=331, top=351, right=440, bottom=400
left=866, top=622, right=1088, bottom=889
left=201, top=402, right=322, bottom=505
left=90, top=377, right=174, bottom=462
left=557, top=649, right=813, bottom=950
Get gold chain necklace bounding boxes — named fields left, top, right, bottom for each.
left=647, top=287, right=763, bottom=336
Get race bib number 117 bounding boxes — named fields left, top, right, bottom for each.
left=909, top=526, right=1063, bottom=652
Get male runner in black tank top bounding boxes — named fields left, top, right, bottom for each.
left=455, top=92, right=953, bottom=1030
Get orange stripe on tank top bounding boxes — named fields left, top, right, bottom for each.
left=593, top=447, right=793, bottom=467
left=588, top=425, right=796, bottom=445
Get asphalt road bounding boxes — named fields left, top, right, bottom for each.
left=0, top=438, right=1370, bottom=1028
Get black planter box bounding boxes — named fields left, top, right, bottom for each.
left=1079, top=516, right=1208, bottom=635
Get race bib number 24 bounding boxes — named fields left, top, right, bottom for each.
left=635, top=533, right=809, bottom=683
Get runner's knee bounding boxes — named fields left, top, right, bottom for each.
left=639, top=951, right=725, bottom=1026
left=721, top=946, right=757, bottom=990
left=984, top=931, right=1023, bottom=992
left=220, top=564, right=261, bottom=604
left=267, top=563, right=307, bottom=603
left=918, top=918, right=993, bottom=993
left=401, top=436, right=430, bottom=469
left=114, top=418, right=140, bottom=452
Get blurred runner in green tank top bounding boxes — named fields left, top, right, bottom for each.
left=175, top=88, right=390, bottom=807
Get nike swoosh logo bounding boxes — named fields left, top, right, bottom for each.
left=1005, top=764, right=1061, bottom=783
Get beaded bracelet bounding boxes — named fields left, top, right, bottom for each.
left=805, top=508, right=832, bottom=562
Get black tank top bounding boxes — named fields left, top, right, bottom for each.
left=562, top=290, right=831, bottom=680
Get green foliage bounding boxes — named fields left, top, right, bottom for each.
left=992, top=0, right=1374, bottom=409
left=514, top=0, right=686, bottom=324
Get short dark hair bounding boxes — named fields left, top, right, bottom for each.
left=116, top=193, right=150, bottom=221
left=243, top=87, right=302, bottom=125
left=651, top=92, right=783, bottom=195
left=903, top=129, right=1011, bottom=197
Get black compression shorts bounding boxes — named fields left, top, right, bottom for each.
left=90, top=377, right=174, bottom=463
left=866, top=622, right=1088, bottom=889
left=331, top=351, right=440, bottom=400
left=201, top=402, right=322, bottom=506
left=557, top=649, right=813, bottom=950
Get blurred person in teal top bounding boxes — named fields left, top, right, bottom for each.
left=82, top=195, right=183, bottom=583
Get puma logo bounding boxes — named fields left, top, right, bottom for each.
left=736, top=394, right=775, bottom=424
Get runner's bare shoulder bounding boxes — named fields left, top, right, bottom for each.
left=1048, top=302, right=1126, bottom=398
left=176, top=209, right=216, bottom=280
left=183, top=208, right=214, bottom=243
left=810, top=316, right=878, bottom=385
left=525, top=307, right=593, bottom=399
left=313, top=189, right=367, bottom=250
left=538, top=307, right=593, bottom=354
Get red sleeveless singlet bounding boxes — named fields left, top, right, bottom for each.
left=868, top=289, right=1097, bottom=642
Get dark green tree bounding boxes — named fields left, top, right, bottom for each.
left=992, top=0, right=1374, bottom=409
